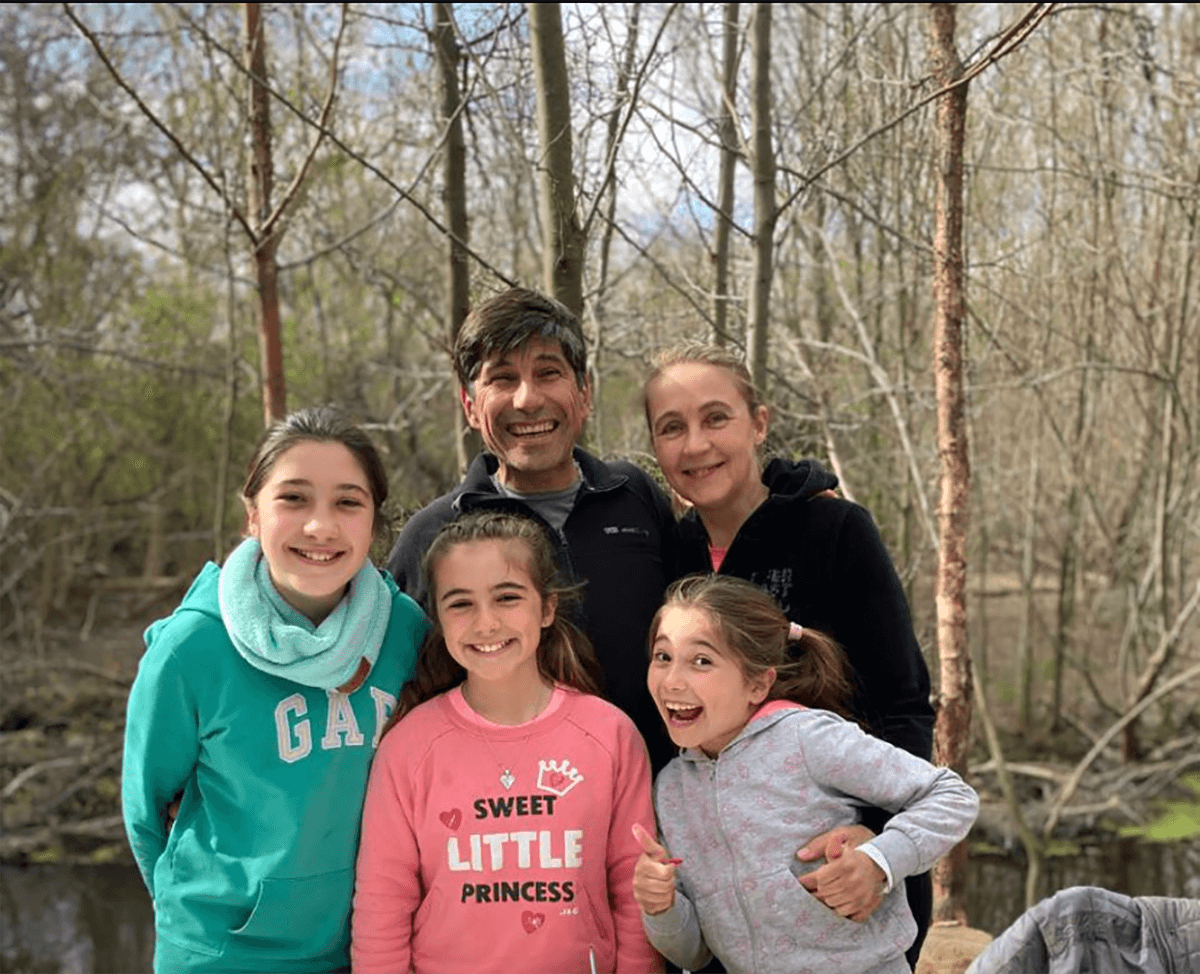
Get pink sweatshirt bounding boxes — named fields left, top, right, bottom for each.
left=352, top=686, right=662, bottom=974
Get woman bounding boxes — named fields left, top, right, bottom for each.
left=642, top=343, right=935, bottom=968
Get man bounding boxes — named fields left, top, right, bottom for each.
left=385, top=288, right=677, bottom=771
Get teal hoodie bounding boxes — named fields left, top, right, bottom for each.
left=122, top=563, right=426, bottom=973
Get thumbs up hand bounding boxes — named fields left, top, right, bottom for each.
left=631, top=823, right=680, bottom=917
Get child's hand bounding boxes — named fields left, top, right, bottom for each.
left=797, top=833, right=887, bottom=922
left=631, top=823, right=678, bottom=917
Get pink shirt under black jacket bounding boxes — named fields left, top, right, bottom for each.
left=352, top=686, right=662, bottom=974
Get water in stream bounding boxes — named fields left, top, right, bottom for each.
left=2, top=841, right=1198, bottom=973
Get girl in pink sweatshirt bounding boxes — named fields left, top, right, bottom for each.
left=352, top=511, right=662, bottom=974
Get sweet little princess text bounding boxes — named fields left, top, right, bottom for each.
left=445, top=783, right=584, bottom=905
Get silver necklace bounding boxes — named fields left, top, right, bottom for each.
left=462, top=683, right=549, bottom=789
left=480, top=731, right=534, bottom=790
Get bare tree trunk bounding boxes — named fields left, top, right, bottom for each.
left=1052, top=489, right=1081, bottom=731
left=142, top=494, right=165, bottom=578
left=245, top=2, right=286, bottom=424
left=927, top=2, right=972, bottom=926
left=591, top=3, right=641, bottom=455
left=1015, top=424, right=1041, bottom=726
left=528, top=3, right=584, bottom=317
left=746, top=3, right=774, bottom=392
left=435, top=3, right=478, bottom=475
left=213, top=216, right=239, bottom=563
left=713, top=2, right=740, bottom=347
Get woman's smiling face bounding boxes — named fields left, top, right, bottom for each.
left=645, top=361, right=768, bottom=518
left=244, top=440, right=375, bottom=624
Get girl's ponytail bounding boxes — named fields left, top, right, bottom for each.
left=772, top=622, right=856, bottom=720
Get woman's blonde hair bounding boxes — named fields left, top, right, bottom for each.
left=641, top=341, right=764, bottom=432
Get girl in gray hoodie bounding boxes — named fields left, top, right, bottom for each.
left=633, top=575, right=978, bottom=974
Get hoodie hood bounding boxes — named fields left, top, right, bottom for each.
left=144, top=562, right=223, bottom=648
left=761, top=457, right=838, bottom=500
left=675, top=456, right=839, bottom=551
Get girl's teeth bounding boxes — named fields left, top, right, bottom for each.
left=298, top=550, right=337, bottom=562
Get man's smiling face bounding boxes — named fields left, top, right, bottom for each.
left=460, top=337, right=592, bottom=493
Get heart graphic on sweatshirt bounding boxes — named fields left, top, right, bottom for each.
left=439, top=808, right=462, bottom=830
left=521, top=911, right=545, bottom=933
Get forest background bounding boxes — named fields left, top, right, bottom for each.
left=2, top=0, right=1199, bottom=927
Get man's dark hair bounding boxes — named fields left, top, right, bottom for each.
left=454, top=288, right=588, bottom=391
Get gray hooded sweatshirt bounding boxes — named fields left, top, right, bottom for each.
left=644, top=703, right=979, bottom=974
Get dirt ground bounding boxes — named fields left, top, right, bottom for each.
left=0, top=584, right=177, bottom=865
left=916, top=922, right=994, bottom=974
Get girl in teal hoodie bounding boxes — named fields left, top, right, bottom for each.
left=122, top=407, right=426, bottom=973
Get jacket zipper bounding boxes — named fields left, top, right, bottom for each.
left=708, top=754, right=762, bottom=972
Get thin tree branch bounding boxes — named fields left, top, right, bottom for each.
left=819, top=230, right=938, bottom=551
left=1042, top=660, right=1200, bottom=839
left=580, top=4, right=679, bottom=239
left=61, top=2, right=256, bottom=242
left=258, top=2, right=347, bottom=240
left=778, top=3, right=1059, bottom=217
left=1130, top=580, right=1200, bottom=706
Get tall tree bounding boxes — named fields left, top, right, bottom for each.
left=528, top=2, right=584, bottom=316
left=927, top=0, right=972, bottom=925
left=245, top=2, right=286, bottom=423
left=64, top=2, right=344, bottom=428
left=590, top=3, right=642, bottom=454
left=434, top=2, right=478, bottom=474
left=712, top=2, right=740, bottom=347
left=745, top=3, right=775, bottom=392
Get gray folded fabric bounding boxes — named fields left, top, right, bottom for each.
left=965, top=886, right=1200, bottom=974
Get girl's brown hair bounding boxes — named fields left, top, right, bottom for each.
left=384, top=511, right=604, bottom=734
left=241, top=406, right=390, bottom=542
left=649, top=574, right=856, bottom=719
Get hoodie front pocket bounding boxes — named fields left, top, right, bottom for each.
left=230, top=868, right=353, bottom=956
left=761, top=869, right=868, bottom=953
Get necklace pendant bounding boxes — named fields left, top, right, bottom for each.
left=500, top=769, right=516, bottom=790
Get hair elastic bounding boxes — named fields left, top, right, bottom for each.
left=788, top=621, right=804, bottom=641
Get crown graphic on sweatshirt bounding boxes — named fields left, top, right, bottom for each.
left=536, top=758, right=584, bottom=797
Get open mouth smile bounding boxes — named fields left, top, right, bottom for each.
left=290, top=547, right=345, bottom=564
left=683, top=461, right=723, bottom=479
left=508, top=419, right=558, bottom=438
left=469, top=638, right=515, bottom=655
left=662, top=701, right=703, bottom=725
